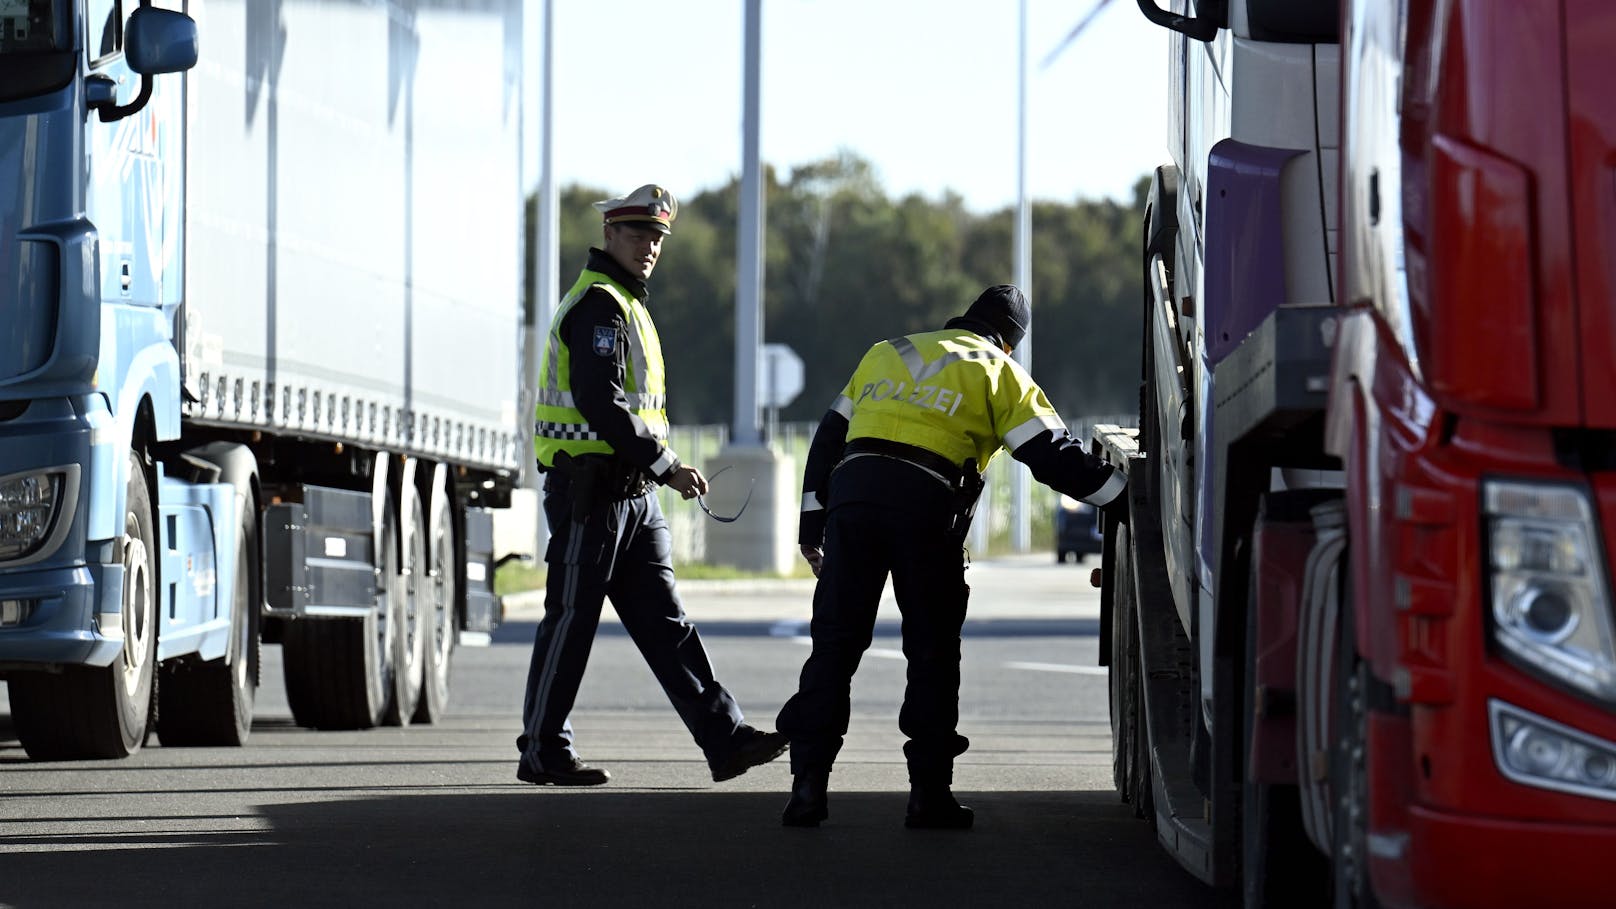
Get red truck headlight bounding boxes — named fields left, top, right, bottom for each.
left=1491, top=700, right=1616, bottom=802
left=1484, top=480, right=1616, bottom=705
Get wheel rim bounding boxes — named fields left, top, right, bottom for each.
left=120, top=532, right=153, bottom=698
left=1336, top=666, right=1369, bottom=903
left=429, top=519, right=453, bottom=674
left=232, top=541, right=251, bottom=690
left=375, top=521, right=397, bottom=697
left=404, top=517, right=423, bottom=666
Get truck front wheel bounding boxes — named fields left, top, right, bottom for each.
left=1330, top=586, right=1381, bottom=909
left=157, top=488, right=260, bottom=746
left=11, top=452, right=158, bottom=760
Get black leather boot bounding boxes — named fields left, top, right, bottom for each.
left=781, top=771, right=830, bottom=827
left=904, top=784, right=974, bottom=830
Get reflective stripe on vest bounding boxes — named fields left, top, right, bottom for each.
left=843, top=328, right=1064, bottom=474
left=533, top=269, right=669, bottom=466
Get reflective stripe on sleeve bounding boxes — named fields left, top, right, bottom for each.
left=1004, top=414, right=1065, bottom=451
left=801, top=492, right=823, bottom=513
left=649, top=448, right=677, bottom=476
left=1083, top=469, right=1127, bottom=508
left=831, top=394, right=854, bottom=419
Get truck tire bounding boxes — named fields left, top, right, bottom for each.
left=1109, top=522, right=1138, bottom=801
left=383, top=491, right=427, bottom=726
left=1109, top=523, right=1154, bottom=822
left=11, top=452, right=158, bottom=759
left=281, top=493, right=398, bottom=730
left=1330, top=580, right=1381, bottom=908
left=413, top=474, right=457, bottom=724
left=157, top=447, right=260, bottom=746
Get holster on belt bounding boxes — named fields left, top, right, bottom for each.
left=550, top=451, right=601, bottom=524
left=950, top=459, right=984, bottom=540
left=550, top=452, right=649, bottom=523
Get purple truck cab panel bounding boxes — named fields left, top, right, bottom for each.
left=1203, top=139, right=1303, bottom=366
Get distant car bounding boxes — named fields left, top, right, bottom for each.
left=1054, top=495, right=1103, bottom=564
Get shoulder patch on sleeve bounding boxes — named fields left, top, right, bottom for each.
left=591, top=325, right=618, bottom=357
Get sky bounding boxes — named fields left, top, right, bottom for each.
left=536, top=0, right=1170, bottom=214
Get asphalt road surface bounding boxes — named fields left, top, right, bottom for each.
left=0, top=554, right=1226, bottom=908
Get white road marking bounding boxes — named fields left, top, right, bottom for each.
left=787, top=635, right=906, bottom=661
left=785, top=638, right=1100, bottom=674
left=1004, top=660, right=1107, bottom=676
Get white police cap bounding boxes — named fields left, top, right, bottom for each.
left=593, top=184, right=678, bottom=235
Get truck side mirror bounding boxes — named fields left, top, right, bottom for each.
left=1135, top=0, right=1223, bottom=42
left=125, top=6, right=198, bottom=75
left=94, top=5, right=198, bottom=122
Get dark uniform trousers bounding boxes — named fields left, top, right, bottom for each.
left=777, top=489, right=972, bottom=786
left=518, top=472, right=746, bottom=772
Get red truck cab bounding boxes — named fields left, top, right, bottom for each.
left=1329, top=1, right=1616, bottom=904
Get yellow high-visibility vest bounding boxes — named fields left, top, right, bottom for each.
left=836, top=329, right=1064, bottom=473
left=532, top=269, right=668, bottom=467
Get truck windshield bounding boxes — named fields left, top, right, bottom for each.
left=0, top=0, right=73, bottom=103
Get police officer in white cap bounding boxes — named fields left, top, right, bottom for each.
left=519, top=184, right=788, bottom=785
left=778, top=284, right=1126, bottom=828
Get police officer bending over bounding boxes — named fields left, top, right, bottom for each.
left=518, top=184, right=787, bottom=786
left=777, top=284, right=1126, bottom=828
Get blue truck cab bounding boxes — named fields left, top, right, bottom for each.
left=0, top=1, right=245, bottom=759
left=1, top=0, right=524, bottom=760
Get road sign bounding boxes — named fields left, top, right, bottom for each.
left=761, top=343, right=804, bottom=408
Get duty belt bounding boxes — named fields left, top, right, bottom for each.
left=546, top=453, right=654, bottom=501
left=839, top=438, right=964, bottom=489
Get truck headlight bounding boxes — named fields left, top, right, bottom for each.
left=0, top=470, right=63, bottom=561
left=1491, top=700, right=1616, bottom=801
left=1485, top=481, right=1616, bottom=704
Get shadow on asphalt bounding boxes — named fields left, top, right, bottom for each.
left=1, top=788, right=1229, bottom=908
left=491, top=618, right=1098, bottom=646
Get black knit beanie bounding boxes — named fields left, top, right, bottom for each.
left=961, top=284, right=1030, bottom=350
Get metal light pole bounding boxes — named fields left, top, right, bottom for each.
left=523, top=0, right=558, bottom=556
left=1010, top=0, right=1033, bottom=552
left=733, top=0, right=764, bottom=448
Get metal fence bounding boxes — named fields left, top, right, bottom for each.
left=656, top=414, right=1136, bottom=566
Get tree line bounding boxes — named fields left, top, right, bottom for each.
left=530, top=152, right=1149, bottom=428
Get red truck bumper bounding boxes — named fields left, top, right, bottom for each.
left=1369, top=806, right=1616, bottom=908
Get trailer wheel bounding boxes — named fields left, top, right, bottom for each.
left=383, top=491, right=427, bottom=726
left=282, top=493, right=398, bottom=729
left=157, top=495, right=260, bottom=746
left=413, top=474, right=457, bottom=723
left=11, top=452, right=158, bottom=759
